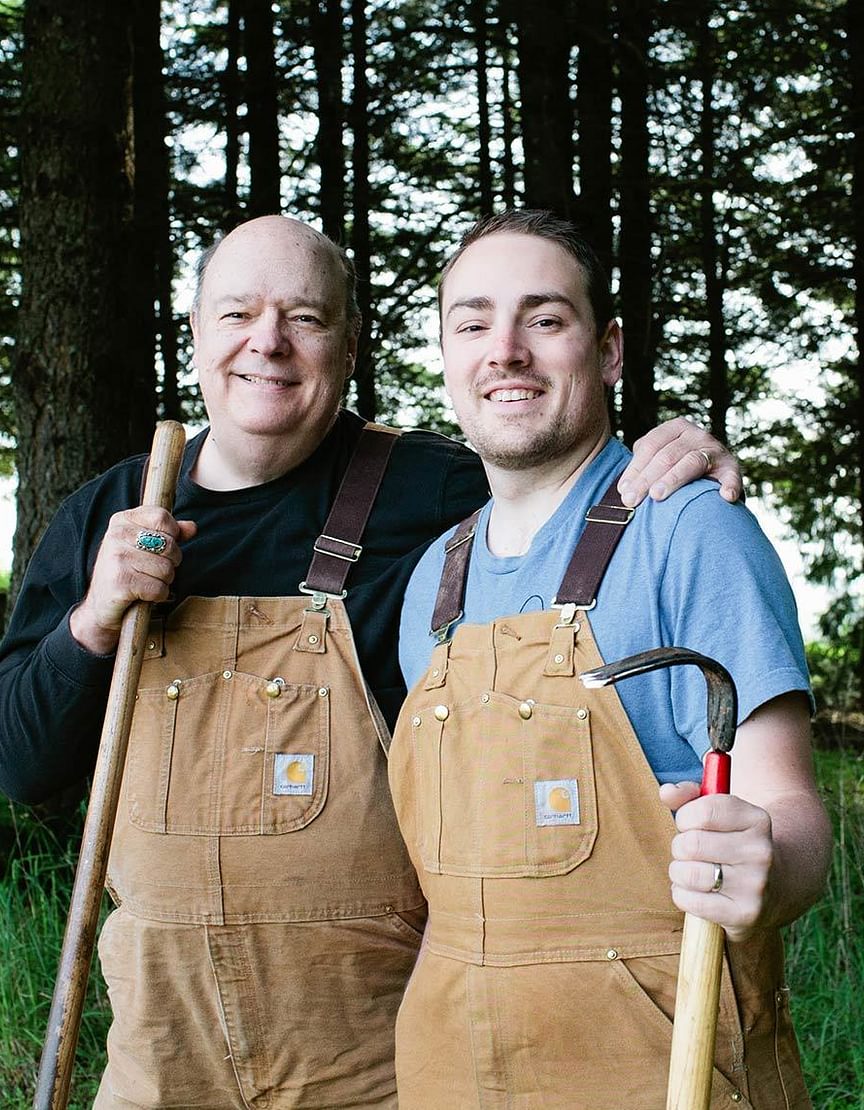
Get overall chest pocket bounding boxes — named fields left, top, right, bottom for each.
left=126, top=671, right=330, bottom=835
left=410, top=691, right=598, bottom=877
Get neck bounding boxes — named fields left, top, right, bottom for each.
left=485, top=430, right=610, bottom=556
left=191, top=422, right=331, bottom=490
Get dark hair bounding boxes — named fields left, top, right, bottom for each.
left=191, top=225, right=362, bottom=336
left=438, top=208, right=614, bottom=337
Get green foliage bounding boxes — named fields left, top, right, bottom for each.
left=807, top=597, right=864, bottom=713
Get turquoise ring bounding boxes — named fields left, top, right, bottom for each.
left=136, top=529, right=168, bottom=556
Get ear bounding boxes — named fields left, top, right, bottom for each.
left=599, top=320, right=623, bottom=388
left=345, top=331, right=358, bottom=381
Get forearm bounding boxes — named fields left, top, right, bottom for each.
left=757, top=788, right=832, bottom=931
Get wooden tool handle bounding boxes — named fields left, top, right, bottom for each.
left=34, top=421, right=186, bottom=1110
left=666, top=749, right=732, bottom=1110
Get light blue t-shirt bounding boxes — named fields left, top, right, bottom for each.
left=399, top=437, right=811, bottom=784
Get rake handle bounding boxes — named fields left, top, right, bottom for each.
left=34, top=420, right=186, bottom=1110
left=666, top=749, right=731, bottom=1110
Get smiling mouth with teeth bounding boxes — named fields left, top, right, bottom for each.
left=240, top=374, right=294, bottom=387
left=487, top=387, right=543, bottom=402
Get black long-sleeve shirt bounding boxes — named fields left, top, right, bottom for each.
left=0, top=410, right=488, bottom=803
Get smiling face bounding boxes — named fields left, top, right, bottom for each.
left=191, top=216, right=357, bottom=481
left=439, top=231, right=622, bottom=474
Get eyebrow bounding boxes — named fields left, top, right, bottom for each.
left=445, top=291, right=576, bottom=318
left=211, top=294, right=332, bottom=316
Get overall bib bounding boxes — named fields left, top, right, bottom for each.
left=96, top=426, right=426, bottom=1110
left=388, top=480, right=810, bottom=1109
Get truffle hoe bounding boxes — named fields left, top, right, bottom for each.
left=34, top=421, right=187, bottom=1110
left=581, top=646, right=737, bottom=1110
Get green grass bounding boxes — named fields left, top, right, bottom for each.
left=785, top=748, right=864, bottom=1108
left=1, top=750, right=862, bottom=1108
left=0, top=804, right=110, bottom=1109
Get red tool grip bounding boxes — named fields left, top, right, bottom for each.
left=700, top=750, right=731, bottom=796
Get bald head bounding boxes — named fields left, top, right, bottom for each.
left=192, top=216, right=360, bottom=337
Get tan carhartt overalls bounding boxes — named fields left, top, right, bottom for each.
left=96, top=426, right=426, bottom=1110
left=388, top=479, right=810, bottom=1109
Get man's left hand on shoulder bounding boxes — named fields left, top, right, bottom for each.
left=617, top=417, right=743, bottom=508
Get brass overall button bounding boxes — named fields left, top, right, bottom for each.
left=318, top=686, right=329, bottom=697
left=222, top=670, right=233, bottom=680
left=412, top=716, right=422, bottom=727
left=605, top=948, right=619, bottom=960
left=266, top=678, right=285, bottom=698
left=434, top=705, right=449, bottom=722
left=165, top=680, right=182, bottom=701
left=518, top=701, right=534, bottom=720
left=576, top=708, right=588, bottom=720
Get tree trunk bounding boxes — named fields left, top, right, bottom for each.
left=575, top=0, right=613, bottom=279
left=11, top=0, right=135, bottom=607
left=350, top=0, right=375, bottom=419
left=848, top=0, right=864, bottom=701
left=499, top=10, right=517, bottom=208
left=697, top=1, right=728, bottom=444
left=128, top=0, right=167, bottom=448
left=312, top=0, right=346, bottom=242
left=245, top=0, right=281, bottom=216
left=515, top=0, right=576, bottom=218
left=224, top=0, right=244, bottom=227
left=473, top=0, right=494, bottom=215
left=618, top=0, right=657, bottom=444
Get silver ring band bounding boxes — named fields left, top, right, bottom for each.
left=710, top=863, right=724, bottom=893
left=136, top=529, right=168, bottom=556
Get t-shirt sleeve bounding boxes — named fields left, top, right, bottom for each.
left=657, top=491, right=812, bottom=757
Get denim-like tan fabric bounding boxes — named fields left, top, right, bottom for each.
left=96, top=596, right=425, bottom=1109
left=388, top=610, right=810, bottom=1109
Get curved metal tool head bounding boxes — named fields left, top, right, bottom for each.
left=580, top=646, right=738, bottom=754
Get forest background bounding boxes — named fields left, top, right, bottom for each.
left=0, top=0, right=862, bottom=1106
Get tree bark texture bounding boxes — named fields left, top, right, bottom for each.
left=575, top=0, right=613, bottom=279
left=618, top=0, right=657, bottom=444
left=312, top=0, right=346, bottom=242
left=223, top=0, right=244, bottom=227
left=350, top=0, right=375, bottom=419
left=12, top=0, right=135, bottom=607
left=697, top=1, right=728, bottom=444
left=499, top=12, right=517, bottom=208
left=515, top=0, right=577, bottom=219
left=245, top=0, right=281, bottom=216
left=128, top=0, right=166, bottom=449
left=473, top=0, right=494, bottom=215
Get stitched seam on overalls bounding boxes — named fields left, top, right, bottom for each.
left=774, top=988, right=792, bottom=1110
left=205, top=926, right=256, bottom=1110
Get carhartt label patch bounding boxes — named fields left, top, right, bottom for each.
left=273, top=753, right=315, bottom=795
left=534, top=779, right=580, bottom=826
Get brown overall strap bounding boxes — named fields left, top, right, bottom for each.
left=430, top=509, right=482, bottom=641
left=429, top=470, right=633, bottom=638
left=554, top=473, right=633, bottom=608
left=301, top=423, right=401, bottom=602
